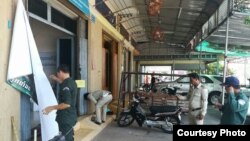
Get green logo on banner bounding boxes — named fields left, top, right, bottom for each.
left=7, top=76, right=32, bottom=96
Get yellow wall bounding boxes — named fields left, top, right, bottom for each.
left=87, top=0, right=127, bottom=112
left=88, top=21, right=103, bottom=91
left=87, top=20, right=102, bottom=113
left=88, top=20, right=126, bottom=95
left=0, top=0, right=20, bottom=140
left=87, top=8, right=125, bottom=94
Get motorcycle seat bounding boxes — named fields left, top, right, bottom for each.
left=149, top=105, right=179, bottom=115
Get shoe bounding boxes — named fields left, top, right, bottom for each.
left=93, top=121, right=101, bottom=125
left=91, top=116, right=95, bottom=121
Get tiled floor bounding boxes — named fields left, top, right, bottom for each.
left=74, top=115, right=115, bottom=141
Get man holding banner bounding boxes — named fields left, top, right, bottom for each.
left=43, top=64, right=77, bottom=141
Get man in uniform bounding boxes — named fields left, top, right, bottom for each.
left=177, top=73, right=208, bottom=125
left=85, top=90, right=113, bottom=125
left=215, top=76, right=249, bottom=125
left=43, top=64, right=77, bottom=141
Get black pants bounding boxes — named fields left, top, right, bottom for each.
left=58, top=122, right=74, bottom=141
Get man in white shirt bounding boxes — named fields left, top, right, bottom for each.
left=85, top=90, right=113, bottom=125
left=177, top=73, right=208, bottom=125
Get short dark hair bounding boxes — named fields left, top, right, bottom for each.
left=187, top=73, right=200, bottom=80
left=57, top=64, right=70, bottom=73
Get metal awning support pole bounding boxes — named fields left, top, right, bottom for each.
left=244, top=58, right=247, bottom=85
left=199, top=43, right=202, bottom=74
left=222, top=0, right=231, bottom=105
left=172, top=60, right=175, bottom=81
left=116, top=72, right=125, bottom=120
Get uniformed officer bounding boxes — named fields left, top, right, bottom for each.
left=215, top=76, right=249, bottom=125
left=43, top=64, right=77, bottom=141
left=177, top=73, right=208, bottom=125
left=85, top=90, right=113, bottom=125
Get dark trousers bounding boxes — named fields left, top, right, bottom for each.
left=58, top=122, right=74, bottom=141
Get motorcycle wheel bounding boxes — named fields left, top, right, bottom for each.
left=117, top=113, right=134, bottom=127
left=143, top=84, right=151, bottom=92
left=161, top=116, right=180, bottom=133
left=161, top=88, right=167, bottom=94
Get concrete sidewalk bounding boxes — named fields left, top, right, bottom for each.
left=74, top=115, right=115, bottom=141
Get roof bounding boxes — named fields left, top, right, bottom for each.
left=196, top=0, right=250, bottom=57
left=102, top=0, right=224, bottom=58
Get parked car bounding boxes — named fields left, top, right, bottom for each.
left=154, top=74, right=224, bottom=105
left=241, top=87, right=250, bottom=98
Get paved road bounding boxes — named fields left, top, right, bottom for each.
left=92, top=121, right=171, bottom=141
left=92, top=105, right=222, bottom=141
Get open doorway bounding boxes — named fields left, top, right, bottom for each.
left=57, top=38, right=74, bottom=77
left=56, top=38, right=75, bottom=97
left=102, top=34, right=118, bottom=98
left=102, top=41, right=112, bottom=90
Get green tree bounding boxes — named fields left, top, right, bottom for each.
left=207, top=62, right=223, bottom=75
left=206, top=62, right=235, bottom=75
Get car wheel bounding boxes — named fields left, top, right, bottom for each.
left=208, top=91, right=221, bottom=105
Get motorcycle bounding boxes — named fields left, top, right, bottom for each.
left=117, top=94, right=182, bottom=133
left=161, top=86, right=188, bottom=96
left=142, top=83, right=157, bottom=92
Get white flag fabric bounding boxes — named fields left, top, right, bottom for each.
left=7, top=0, right=59, bottom=140
left=7, top=1, right=32, bottom=79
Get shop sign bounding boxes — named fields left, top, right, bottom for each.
left=69, top=0, right=90, bottom=16
left=7, top=76, right=32, bottom=96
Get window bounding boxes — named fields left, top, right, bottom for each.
left=201, top=76, right=213, bottom=83
left=214, top=76, right=223, bottom=82
left=28, top=0, right=77, bottom=34
left=51, top=8, right=77, bottom=33
left=28, top=0, right=47, bottom=19
left=177, top=77, right=190, bottom=83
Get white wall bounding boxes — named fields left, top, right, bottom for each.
left=30, top=18, right=73, bottom=83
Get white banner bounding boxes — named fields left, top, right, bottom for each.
left=7, top=0, right=59, bottom=140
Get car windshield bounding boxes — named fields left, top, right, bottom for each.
left=176, top=76, right=190, bottom=83
left=176, top=75, right=215, bottom=83
left=213, top=76, right=223, bottom=82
